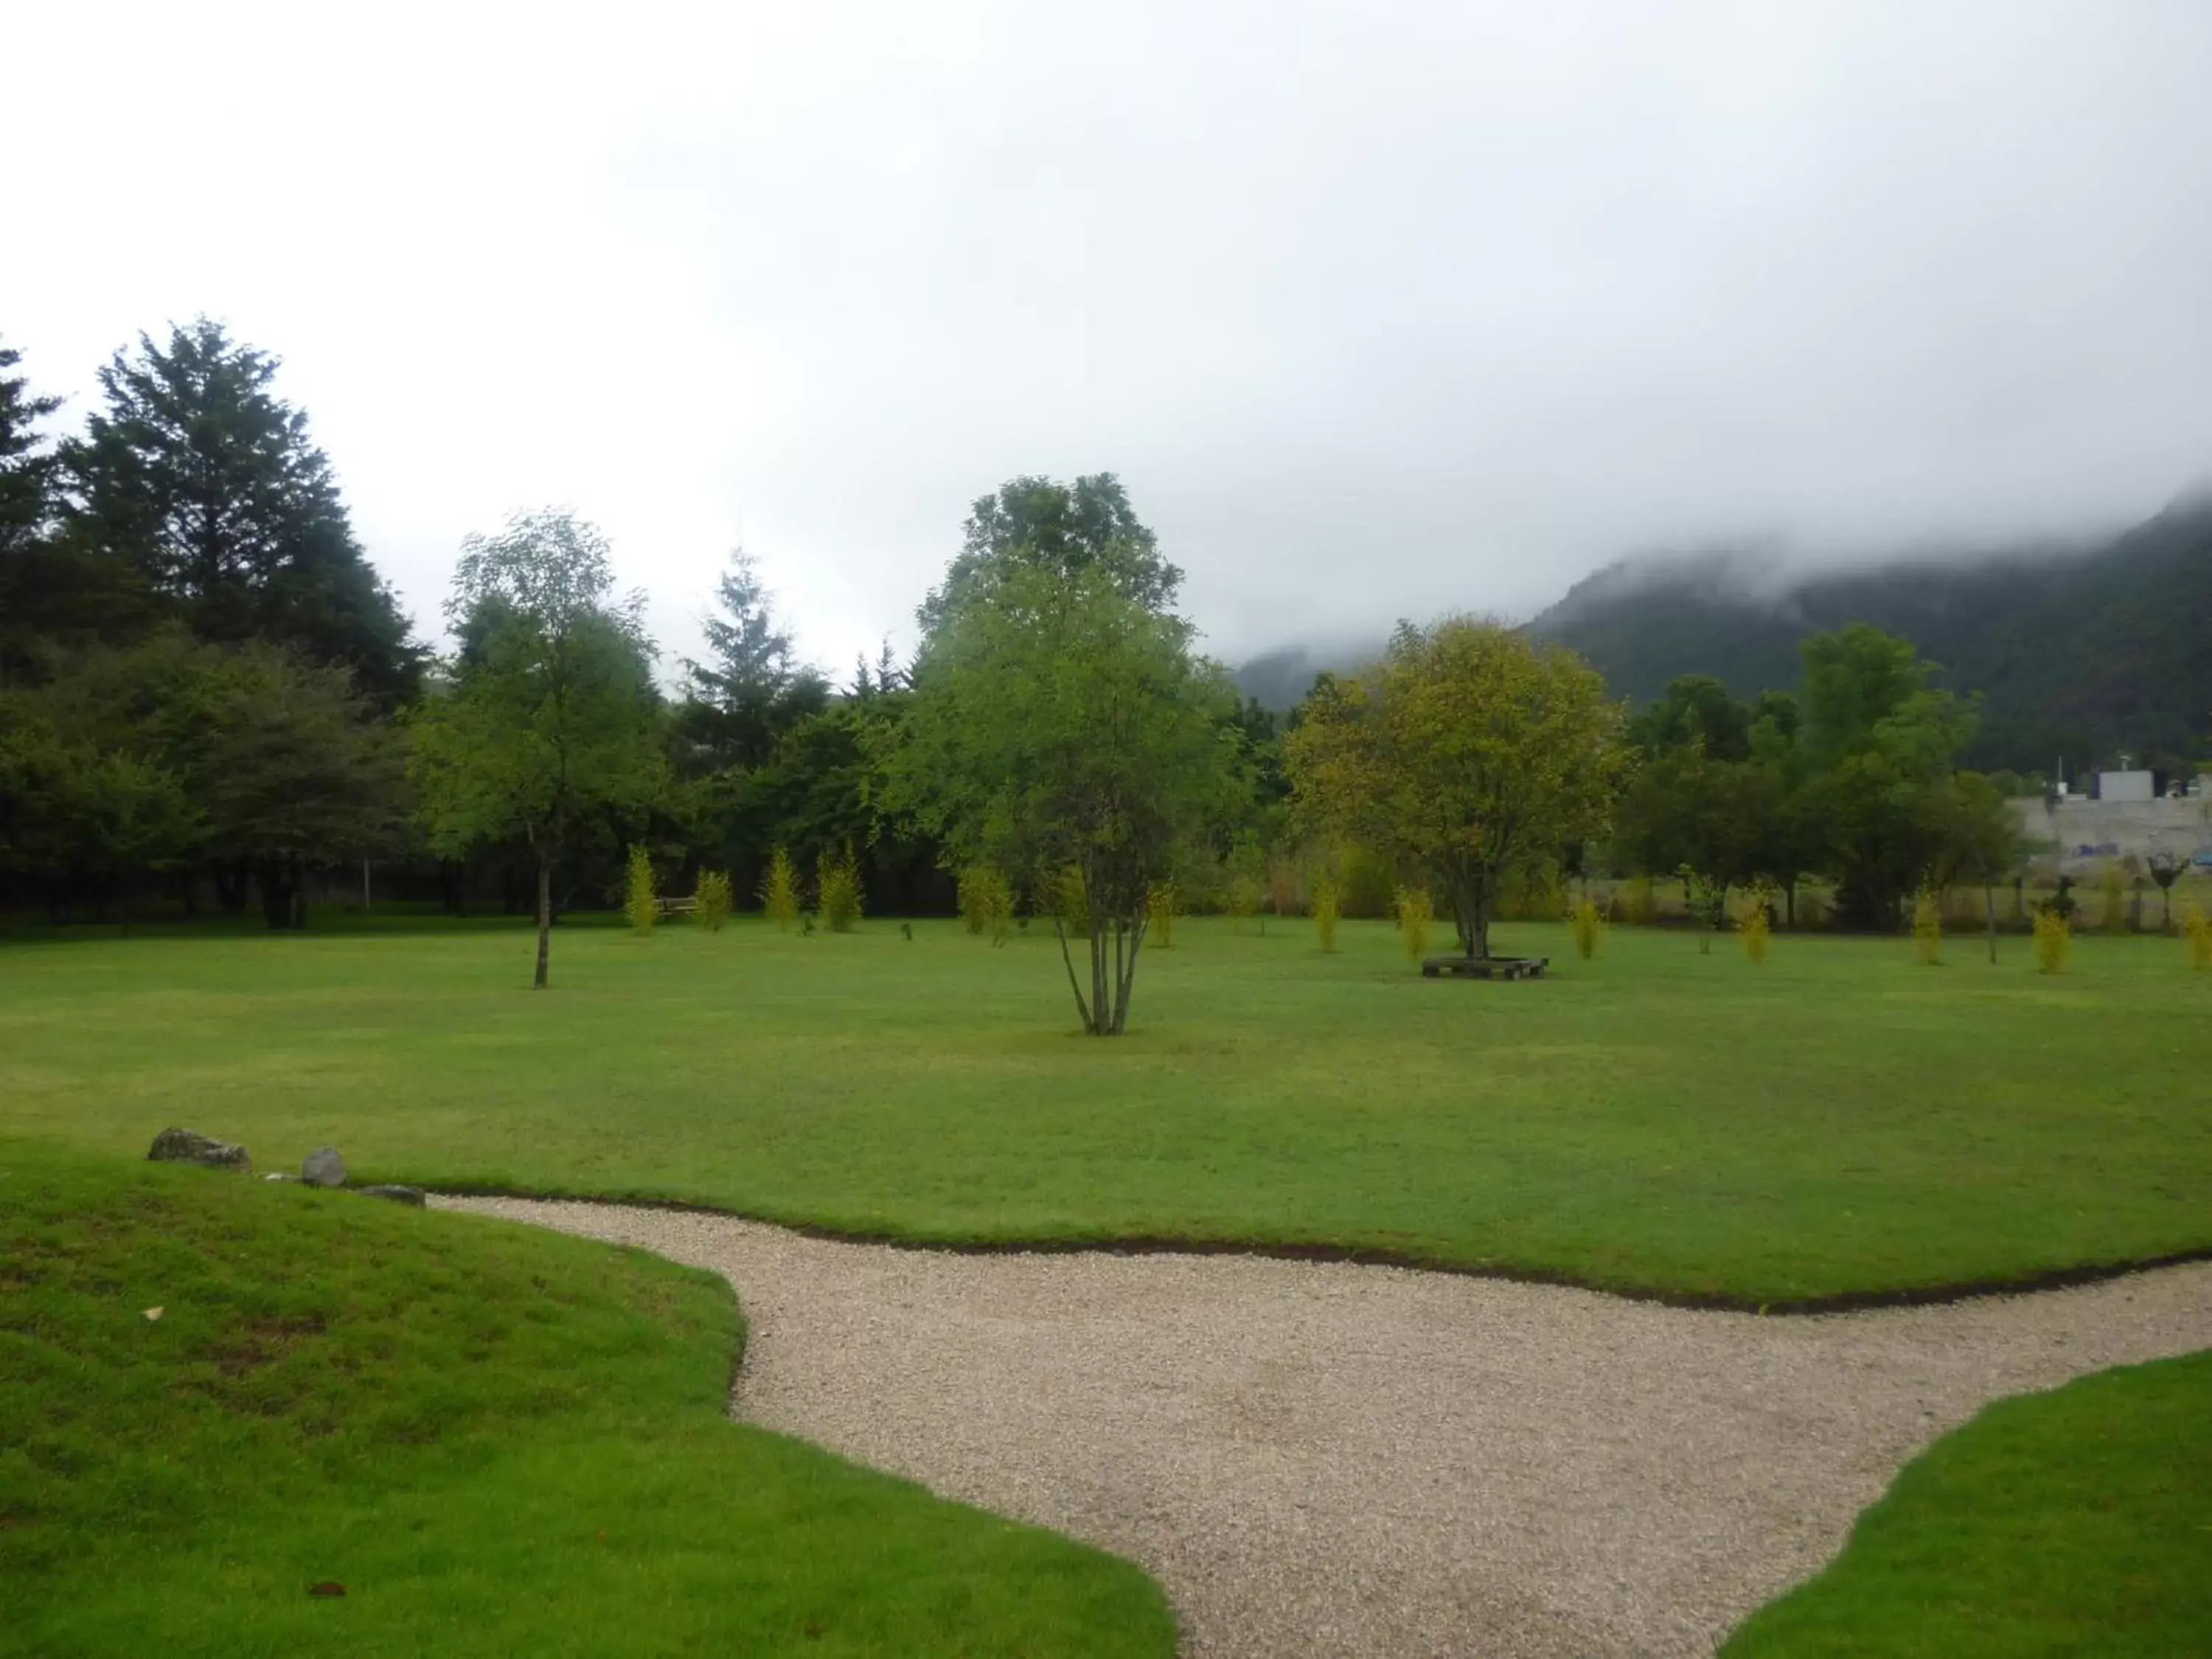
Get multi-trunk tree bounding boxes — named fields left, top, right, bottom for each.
left=893, top=559, right=1243, bottom=1034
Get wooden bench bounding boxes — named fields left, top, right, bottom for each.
left=1421, top=954, right=1549, bottom=980
left=655, top=896, right=699, bottom=917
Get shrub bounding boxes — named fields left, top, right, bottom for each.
left=1147, top=881, right=1178, bottom=948
left=957, top=866, right=987, bottom=934
left=2183, top=900, right=2212, bottom=970
left=760, top=847, right=800, bottom=932
left=817, top=849, right=863, bottom=933
left=1682, top=866, right=1727, bottom=954
left=1267, top=854, right=1302, bottom=920
left=2098, top=860, right=2127, bottom=932
left=1739, top=890, right=1770, bottom=966
left=2034, top=906, right=2072, bottom=975
left=625, top=844, right=656, bottom=934
left=1913, top=886, right=1942, bottom=966
left=959, top=863, right=1014, bottom=944
left=1310, top=876, right=1340, bottom=953
left=1394, top=885, right=1433, bottom=962
left=1567, top=894, right=1603, bottom=961
left=694, top=869, right=732, bottom=933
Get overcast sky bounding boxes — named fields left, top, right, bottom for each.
left=10, top=1, right=2212, bottom=674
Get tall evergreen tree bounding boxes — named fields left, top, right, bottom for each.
left=0, top=337, right=70, bottom=684
left=677, top=548, right=827, bottom=769
left=58, top=319, right=420, bottom=706
left=0, top=337, right=59, bottom=560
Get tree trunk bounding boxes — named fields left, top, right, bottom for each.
left=1110, top=914, right=1149, bottom=1034
left=1450, top=868, right=1492, bottom=960
left=212, top=859, right=250, bottom=914
left=534, top=855, right=553, bottom=990
left=257, top=860, right=297, bottom=931
left=1088, top=916, right=1110, bottom=1036
left=1783, top=877, right=1798, bottom=930
left=1053, top=917, right=1094, bottom=1032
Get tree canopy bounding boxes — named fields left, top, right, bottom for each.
left=1286, top=618, right=1630, bottom=960
left=409, top=510, right=663, bottom=986
left=0, top=338, right=67, bottom=684
left=891, top=561, right=1243, bottom=1034
left=677, top=547, right=830, bottom=771
left=916, top=473, right=1181, bottom=647
left=58, top=319, right=420, bottom=706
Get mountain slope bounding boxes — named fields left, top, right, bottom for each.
left=1526, top=502, right=2212, bottom=773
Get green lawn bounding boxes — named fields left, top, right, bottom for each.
left=1722, top=1349, right=2212, bottom=1656
left=0, top=1138, right=1174, bottom=1658
left=1, top=914, right=2208, bottom=1301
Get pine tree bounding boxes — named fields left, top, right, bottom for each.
left=0, top=337, right=60, bottom=560
left=678, top=549, right=828, bottom=768
left=0, top=338, right=69, bottom=684
left=58, top=319, right=420, bottom=706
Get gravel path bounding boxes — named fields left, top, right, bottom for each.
left=435, top=1197, right=2212, bottom=1658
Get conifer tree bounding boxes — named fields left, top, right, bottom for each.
left=58, top=319, right=420, bottom=706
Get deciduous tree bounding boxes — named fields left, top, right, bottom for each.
left=891, top=563, right=1242, bottom=1034
left=916, top=473, right=1180, bottom=647
left=15, top=632, right=408, bottom=925
left=409, top=511, right=664, bottom=987
left=1286, top=618, right=1628, bottom=961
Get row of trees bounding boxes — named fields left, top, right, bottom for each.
left=2, top=319, right=2025, bottom=1031
left=1611, top=627, right=2019, bottom=933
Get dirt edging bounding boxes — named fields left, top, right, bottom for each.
left=420, top=1182, right=2212, bottom=1315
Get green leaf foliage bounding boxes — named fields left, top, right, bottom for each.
left=408, top=511, right=664, bottom=984
left=1286, top=617, right=1629, bottom=961
left=890, top=560, right=1244, bottom=1033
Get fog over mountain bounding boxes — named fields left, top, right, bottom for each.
left=9, top=4, right=2212, bottom=675
left=1237, top=490, right=2212, bottom=784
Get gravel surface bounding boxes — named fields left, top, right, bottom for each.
left=434, top=1197, right=2212, bottom=1658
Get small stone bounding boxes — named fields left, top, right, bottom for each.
left=301, top=1147, right=347, bottom=1188
left=147, top=1128, right=251, bottom=1172
left=357, top=1184, right=425, bottom=1207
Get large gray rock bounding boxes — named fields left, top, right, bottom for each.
left=301, top=1147, right=347, bottom=1188
left=356, top=1184, right=425, bottom=1207
left=147, top=1128, right=251, bottom=1172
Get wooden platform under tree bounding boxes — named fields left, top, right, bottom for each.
left=1421, top=955, right=1549, bottom=980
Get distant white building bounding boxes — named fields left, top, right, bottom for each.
left=2096, top=770, right=2156, bottom=803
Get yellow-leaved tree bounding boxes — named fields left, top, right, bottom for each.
left=1284, top=618, right=1630, bottom=962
